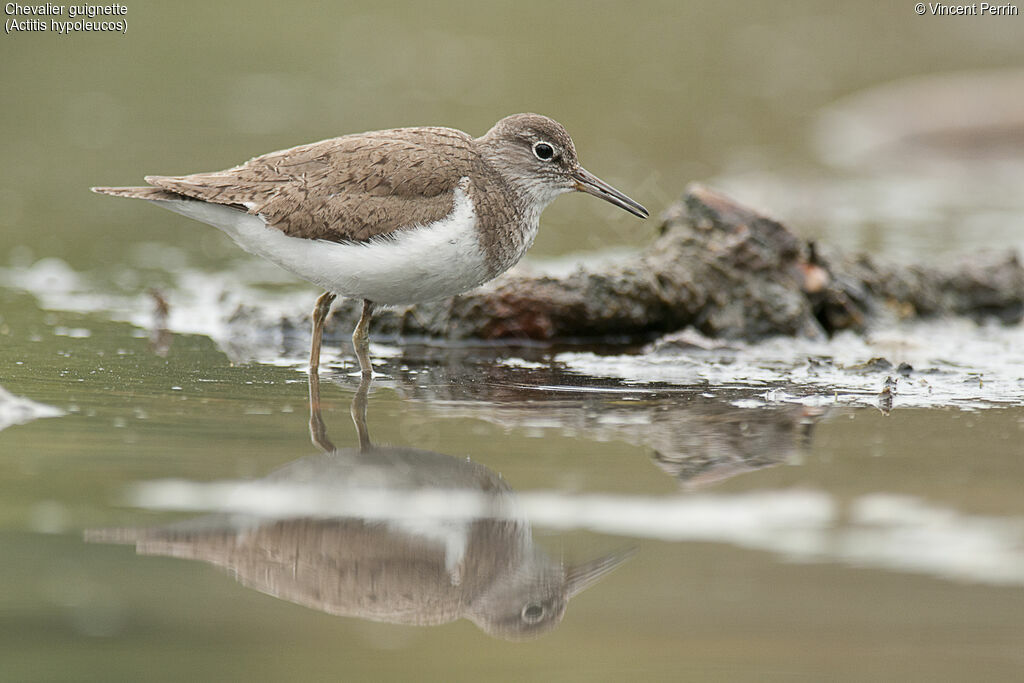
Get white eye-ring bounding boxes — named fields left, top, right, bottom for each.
left=522, top=603, right=545, bottom=622
left=533, top=141, right=555, bottom=161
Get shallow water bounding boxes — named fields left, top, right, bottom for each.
left=5, top=2, right=1024, bottom=681
left=3, top=280, right=1024, bottom=680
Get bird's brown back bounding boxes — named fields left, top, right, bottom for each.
left=142, top=127, right=502, bottom=243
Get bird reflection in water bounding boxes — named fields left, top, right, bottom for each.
left=88, top=373, right=633, bottom=640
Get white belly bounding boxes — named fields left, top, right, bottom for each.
left=156, top=183, right=491, bottom=305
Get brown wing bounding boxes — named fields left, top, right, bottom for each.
left=143, top=127, right=480, bottom=243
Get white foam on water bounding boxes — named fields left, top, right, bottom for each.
left=0, top=385, right=65, bottom=433
left=126, top=479, right=1024, bottom=588
left=558, top=320, right=1024, bottom=409
left=3, top=257, right=1023, bottom=408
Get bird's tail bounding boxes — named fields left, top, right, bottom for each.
left=83, top=526, right=148, bottom=544
left=91, top=186, right=182, bottom=201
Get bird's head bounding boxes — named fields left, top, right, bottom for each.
left=479, top=113, right=649, bottom=218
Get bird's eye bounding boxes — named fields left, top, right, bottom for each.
left=532, top=142, right=555, bottom=161
left=521, top=603, right=545, bottom=623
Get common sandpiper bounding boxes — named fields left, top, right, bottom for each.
left=93, top=113, right=649, bottom=375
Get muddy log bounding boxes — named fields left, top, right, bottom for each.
left=313, top=184, right=1024, bottom=344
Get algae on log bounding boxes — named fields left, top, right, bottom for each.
left=317, top=184, right=1024, bottom=344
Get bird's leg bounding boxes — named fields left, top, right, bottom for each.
left=309, top=291, right=336, bottom=375
left=352, top=299, right=376, bottom=378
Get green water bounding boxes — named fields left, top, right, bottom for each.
left=4, top=286, right=1024, bottom=681
left=4, top=2, right=1024, bottom=681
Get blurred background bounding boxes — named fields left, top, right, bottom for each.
left=3, top=2, right=1024, bottom=681
left=3, top=0, right=1024, bottom=273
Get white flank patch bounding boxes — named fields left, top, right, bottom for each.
left=155, top=178, right=489, bottom=305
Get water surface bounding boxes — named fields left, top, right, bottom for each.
left=3, top=2, right=1024, bottom=681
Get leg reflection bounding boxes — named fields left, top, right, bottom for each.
left=307, top=368, right=373, bottom=454
left=307, top=370, right=334, bottom=453
left=350, top=372, right=372, bottom=451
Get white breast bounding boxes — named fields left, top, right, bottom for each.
left=156, top=179, right=491, bottom=305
